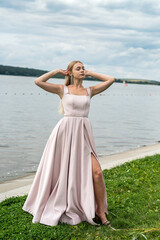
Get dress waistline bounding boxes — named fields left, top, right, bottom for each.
left=64, top=115, right=88, bottom=118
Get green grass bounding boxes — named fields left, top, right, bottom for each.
left=0, top=154, right=160, bottom=240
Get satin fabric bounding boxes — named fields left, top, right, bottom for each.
left=22, top=85, right=108, bottom=226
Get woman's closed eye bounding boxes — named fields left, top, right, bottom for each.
left=77, top=67, right=85, bottom=71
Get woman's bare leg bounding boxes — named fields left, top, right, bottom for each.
left=91, top=153, right=109, bottom=224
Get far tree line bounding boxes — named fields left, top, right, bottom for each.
left=0, top=64, right=159, bottom=85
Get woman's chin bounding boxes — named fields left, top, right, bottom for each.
left=80, top=75, right=85, bottom=79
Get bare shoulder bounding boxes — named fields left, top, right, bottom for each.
left=58, top=84, right=65, bottom=99
left=89, top=86, right=94, bottom=98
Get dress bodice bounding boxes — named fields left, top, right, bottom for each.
left=62, top=85, right=91, bottom=117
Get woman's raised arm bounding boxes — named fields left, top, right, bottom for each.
left=34, top=69, right=67, bottom=96
left=85, top=70, right=115, bottom=98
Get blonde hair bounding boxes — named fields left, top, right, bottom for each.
left=58, top=60, right=83, bottom=114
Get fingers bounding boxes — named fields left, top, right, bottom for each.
left=66, top=69, right=70, bottom=75
left=60, top=69, right=70, bottom=76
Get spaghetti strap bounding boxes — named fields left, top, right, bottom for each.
left=64, top=85, right=69, bottom=95
left=87, top=87, right=91, bottom=97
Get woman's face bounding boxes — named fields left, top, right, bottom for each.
left=72, top=62, right=85, bottom=79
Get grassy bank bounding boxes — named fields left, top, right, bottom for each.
left=0, top=154, right=160, bottom=240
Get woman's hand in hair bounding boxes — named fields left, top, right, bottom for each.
left=57, top=69, right=69, bottom=76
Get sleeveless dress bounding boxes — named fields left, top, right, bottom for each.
left=22, top=85, right=108, bottom=226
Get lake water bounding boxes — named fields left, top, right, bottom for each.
left=0, top=75, right=160, bottom=182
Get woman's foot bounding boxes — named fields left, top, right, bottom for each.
left=95, top=211, right=116, bottom=230
left=96, top=211, right=110, bottom=224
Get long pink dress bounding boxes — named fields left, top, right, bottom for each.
left=22, top=85, right=108, bottom=226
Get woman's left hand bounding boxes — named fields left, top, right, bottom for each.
left=84, top=70, right=91, bottom=77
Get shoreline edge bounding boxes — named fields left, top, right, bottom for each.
left=0, top=142, right=160, bottom=203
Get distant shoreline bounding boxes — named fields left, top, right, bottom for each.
left=0, top=64, right=160, bottom=86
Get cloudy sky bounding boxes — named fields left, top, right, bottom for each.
left=0, top=0, right=160, bottom=81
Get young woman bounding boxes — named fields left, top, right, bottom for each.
left=22, top=60, right=115, bottom=229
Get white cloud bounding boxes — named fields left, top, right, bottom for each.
left=0, top=0, right=160, bottom=81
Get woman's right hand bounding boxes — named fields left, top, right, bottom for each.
left=57, top=69, right=69, bottom=76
